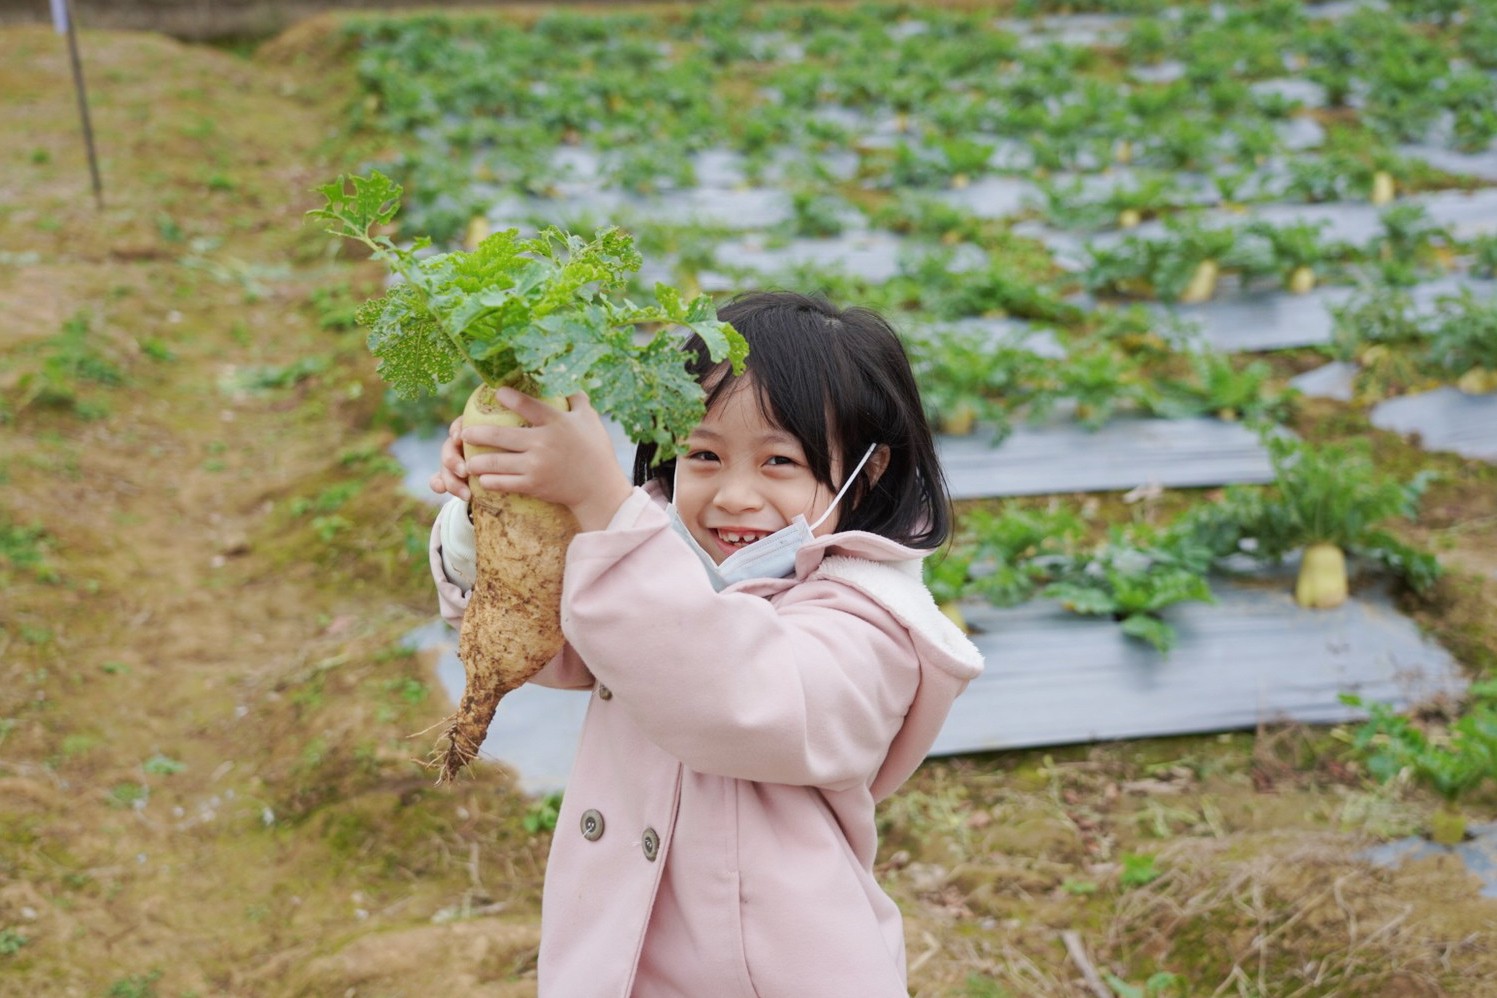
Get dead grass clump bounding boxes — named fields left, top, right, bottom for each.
left=1104, top=834, right=1492, bottom=997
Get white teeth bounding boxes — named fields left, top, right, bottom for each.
left=720, top=530, right=764, bottom=545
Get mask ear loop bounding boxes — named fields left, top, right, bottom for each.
left=809, top=442, right=880, bottom=531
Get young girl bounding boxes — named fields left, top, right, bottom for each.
left=429, top=290, right=983, bottom=997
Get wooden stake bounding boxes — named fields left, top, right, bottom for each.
left=60, top=0, right=104, bottom=209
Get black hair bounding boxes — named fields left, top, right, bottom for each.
left=632, top=289, right=952, bottom=550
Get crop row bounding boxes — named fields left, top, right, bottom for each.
left=343, top=1, right=1497, bottom=242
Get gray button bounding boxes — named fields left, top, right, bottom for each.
left=580, top=809, right=605, bottom=841
left=642, top=826, right=660, bottom=861
left=597, top=684, right=613, bottom=700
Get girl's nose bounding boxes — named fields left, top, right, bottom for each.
left=713, top=470, right=763, bottom=513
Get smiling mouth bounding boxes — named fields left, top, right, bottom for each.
left=715, top=529, right=770, bottom=551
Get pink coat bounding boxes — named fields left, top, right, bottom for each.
left=432, top=485, right=983, bottom=997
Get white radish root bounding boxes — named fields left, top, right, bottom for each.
left=436, top=385, right=577, bottom=782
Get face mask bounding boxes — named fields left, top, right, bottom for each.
left=667, top=442, right=880, bottom=591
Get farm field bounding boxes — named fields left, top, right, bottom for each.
left=2, top=1, right=1497, bottom=995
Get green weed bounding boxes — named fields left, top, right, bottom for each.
left=13, top=312, right=126, bottom=418
left=142, top=755, right=187, bottom=776
left=523, top=792, right=564, bottom=834
left=0, top=928, right=27, bottom=956
left=0, top=514, right=57, bottom=585
left=107, top=970, right=162, bottom=998
left=1120, top=852, right=1162, bottom=888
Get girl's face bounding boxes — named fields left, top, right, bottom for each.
left=674, top=377, right=841, bottom=564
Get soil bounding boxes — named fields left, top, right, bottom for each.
left=1, top=13, right=1495, bottom=998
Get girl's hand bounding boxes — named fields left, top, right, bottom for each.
left=429, top=416, right=472, bottom=502
left=463, top=388, right=635, bottom=532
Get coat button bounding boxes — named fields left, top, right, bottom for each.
left=597, top=684, right=612, bottom=700
left=580, top=809, right=605, bottom=841
left=641, top=826, right=660, bottom=862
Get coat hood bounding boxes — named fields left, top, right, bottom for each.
left=802, top=538, right=984, bottom=801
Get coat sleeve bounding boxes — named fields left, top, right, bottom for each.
left=428, top=509, right=594, bottom=691
left=560, top=493, right=920, bottom=790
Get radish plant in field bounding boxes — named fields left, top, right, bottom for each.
left=310, top=172, right=746, bottom=781
left=1329, top=284, right=1497, bottom=396
left=1148, top=350, right=1293, bottom=425
left=1038, top=172, right=1188, bottom=231
left=1340, top=682, right=1497, bottom=845
left=903, top=326, right=1056, bottom=439
left=1083, top=215, right=1237, bottom=303
left=1173, top=436, right=1439, bottom=609
left=1425, top=290, right=1497, bottom=393
left=1040, top=526, right=1217, bottom=654
left=1246, top=218, right=1343, bottom=294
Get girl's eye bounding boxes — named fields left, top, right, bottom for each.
left=687, top=450, right=718, bottom=462
left=765, top=455, right=798, bottom=467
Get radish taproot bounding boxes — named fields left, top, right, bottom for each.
left=309, top=172, right=746, bottom=781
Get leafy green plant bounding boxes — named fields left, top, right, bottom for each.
left=1041, top=527, right=1217, bottom=653
left=785, top=188, right=851, bottom=238
left=13, top=311, right=125, bottom=419
left=903, top=327, right=1057, bottom=440
left=142, top=755, right=186, bottom=776
left=1174, top=435, right=1439, bottom=608
left=1470, top=235, right=1497, bottom=280
left=1039, top=172, right=1187, bottom=231
left=1341, top=683, right=1497, bottom=844
left=0, top=513, right=58, bottom=585
left=309, top=171, right=744, bottom=453
left=310, top=282, right=363, bottom=331
left=1329, top=284, right=1421, bottom=360
left=1055, top=341, right=1150, bottom=429
left=1368, top=203, right=1452, bottom=285
left=900, top=250, right=1080, bottom=325
left=0, top=928, right=27, bottom=956
left=1119, top=852, right=1163, bottom=888
left=107, top=971, right=163, bottom=998
left=962, top=503, right=1087, bottom=607
left=1249, top=218, right=1343, bottom=292
left=523, top=791, right=564, bottom=834
left=1149, top=350, right=1293, bottom=424
left=109, top=783, right=149, bottom=809
left=1330, top=284, right=1497, bottom=393
left=1083, top=215, right=1237, bottom=303
left=1427, top=289, right=1497, bottom=386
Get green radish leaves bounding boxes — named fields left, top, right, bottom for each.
left=308, top=171, right=746, bottom=458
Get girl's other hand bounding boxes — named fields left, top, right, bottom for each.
left=464, top=389, right=634, bottom=532
left=429, top=416, right=472, bottom=502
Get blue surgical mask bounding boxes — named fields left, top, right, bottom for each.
left=666, top=442, right=880, bottom=591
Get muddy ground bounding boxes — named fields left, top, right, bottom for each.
left=1, top=13, right=1495, bottom=997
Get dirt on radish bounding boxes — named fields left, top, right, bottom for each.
left=448, top=391, right=577, bottom=783
left=1, top=13, right=1495, bottom=998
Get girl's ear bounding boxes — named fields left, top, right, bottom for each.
left=865, top=444, right=891, bottom=487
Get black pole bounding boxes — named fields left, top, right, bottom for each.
left=60, top=0, right=104, bottom=209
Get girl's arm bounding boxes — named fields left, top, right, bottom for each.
left=562, top=498, right=920, bottom=790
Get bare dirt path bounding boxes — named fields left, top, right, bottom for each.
left=1, top=24, right=548, bottom=996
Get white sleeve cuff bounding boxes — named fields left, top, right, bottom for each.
left=436, top=497, right=477, bottom=591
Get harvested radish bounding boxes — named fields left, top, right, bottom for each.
left=310, top=172, right=746, bottom=780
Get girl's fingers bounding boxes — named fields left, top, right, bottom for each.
left=495, top=387, right=555, bottom=423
